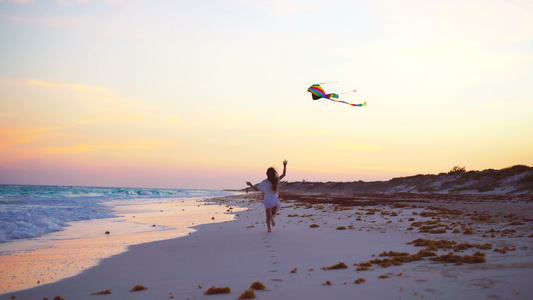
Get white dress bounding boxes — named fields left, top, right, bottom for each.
left=257, top=178, right=281, bottom=210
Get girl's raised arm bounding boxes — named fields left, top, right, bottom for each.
left=279, top=160, right=287, bottom=181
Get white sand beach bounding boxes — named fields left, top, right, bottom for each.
left=1, top=192, right=532, bottom=300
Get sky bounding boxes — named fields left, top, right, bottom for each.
left=1, top=0, right=532, bottom=189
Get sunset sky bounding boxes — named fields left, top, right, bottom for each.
left=1, top=0, right=532, bottom=189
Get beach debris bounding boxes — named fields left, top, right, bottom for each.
left=408, top=238, right=457, bottom=250
left=379, top=251, right=409, bottom=257
left=322, top=280, right=332, bottom=285
left=91, top=289, right=112, bottom=295
left=322, top=262, right=348, bottom=270
left=356, top=262, right=373, bottom=271
left=336, top=226, right=347, bottom=230
left=408, top=238, right=491, bottom=252
left=130, top=284, right=148, bottom=292
left=307, top=83, right=365, bottom=107
left=238, top=289, right=256, bottom=299
left=354, top=278, right=366, bottom=284
left=249, top=281, right=266, bottom=290
left=494, top=245, right=516, bottom=253
left=290, top=268, right=298, bottom=273
left=10, top=295, right=15, bottom=299
left=204, top=286, right=231, bottom=295
left=429, top=251, right=486, bottom=264
left=378, top=275, right=390, bottom=279
left=198, top=285, right=202, bottom=289
left=309, top=224, right=319, bottom=228
left=463, top=228, right=474, bottom=235
left=509, top=221, right=525, bottom=226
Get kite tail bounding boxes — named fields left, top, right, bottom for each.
left=326, top=93, right=339, bottom=99
left=327, top=99, right=366, bottom=107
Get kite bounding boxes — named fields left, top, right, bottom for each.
left=307, top=83, right=366, bottom=107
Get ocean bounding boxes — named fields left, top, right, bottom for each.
left=0, top=185, right=235, bottom=243
left=0, top=184, right=240, bottom=294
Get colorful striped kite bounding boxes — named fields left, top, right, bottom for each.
left=307, top=83, right=366, bottom=107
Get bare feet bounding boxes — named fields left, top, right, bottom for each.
left=271, top=218, right=276, bottom=227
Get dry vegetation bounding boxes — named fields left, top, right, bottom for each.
left=129, top=285, right=147, bottom=292
left=204, top=286, right=231, bottom=295
left=280, top=165, right=533, bottom=194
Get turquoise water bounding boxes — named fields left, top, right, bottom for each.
left=0, top=185, right=233, bottom=243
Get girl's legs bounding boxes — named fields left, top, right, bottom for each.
left=265, top=208, right=272, bottom=232
left=270, top=206, right=277, bottom=227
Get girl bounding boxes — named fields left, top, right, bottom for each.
left=246, top=160, right=287, bottom=233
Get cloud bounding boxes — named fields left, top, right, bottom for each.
left=168, top=116, right=183, bottom=125
left=27, top=79, right=112, bottom=94
left=1, top=0, right=35, bottom=4
left=327, top=142, right=378, bottom=151
left=0, top=0, right=91, bottom=4
left=1, top=77, right=111, bottom=94
left=240, top=0, right=319, bottom=16
left=44, top=140, right=179, bottom=155
left=0, top=124, right=71, bottom=148
left=54, top=0, right=90, bottom=5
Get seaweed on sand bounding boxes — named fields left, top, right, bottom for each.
left=250, top=281, right=266, bottom=290
left=130, top=285, right=147, bottom=292
left=429, top=251, right=486, bottom=265
left=238, top=289, right=256, bottom=299
left=204, top=286, right=231, bottom=295
left=322, top=262, right=348, bottom=270
left=91, top=289, right=112, bottom=295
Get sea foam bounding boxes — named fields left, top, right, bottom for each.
left=0, top=185, right=233, bottom=243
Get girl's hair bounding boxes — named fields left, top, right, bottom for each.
left=266, top=167, right=278, bottom=192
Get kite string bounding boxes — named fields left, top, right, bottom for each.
left=339, top=89, right=357, bottom=95
left=317, top=81, right=338, bottom=85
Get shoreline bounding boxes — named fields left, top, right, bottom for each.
left=2, top=192, right=532, bottom=299
left=0, top=197, right=244, bottom=295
